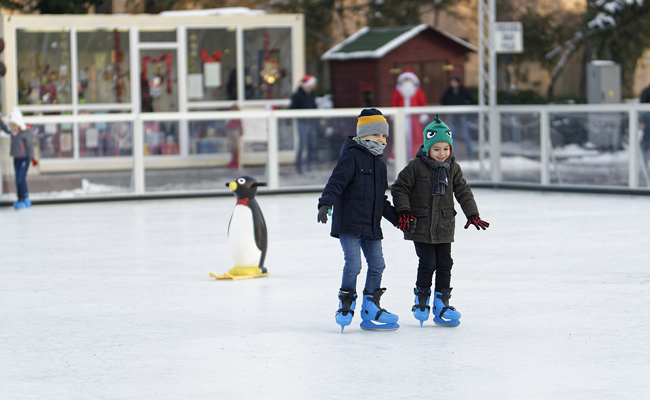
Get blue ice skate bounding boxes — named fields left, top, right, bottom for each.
left=335, top=290, right=357, bottom=332
left=13, top=200, right=26, bottom=210
left=360, top=288, right=399, bottom=331
left=432, top=288, right=461, bottom=327
left=412, top=287, right=431, bottom=327
left=23, top=194, right=31, bottom=208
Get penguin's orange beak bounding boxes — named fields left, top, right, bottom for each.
left=228, top=181, right=237, bottom=191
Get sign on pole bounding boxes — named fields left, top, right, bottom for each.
left=495, top=22, right=523, bottom=54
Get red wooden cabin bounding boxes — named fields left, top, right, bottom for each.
left=322, top=24, right=476, bottom=108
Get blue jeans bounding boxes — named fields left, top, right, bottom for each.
left=14, top=158, right=30, bottom=200
left=447, top=114, right=473, bottom=158
left=296, top=122, right=316, bottom=173
left=339, top=234, right=386, bottom=293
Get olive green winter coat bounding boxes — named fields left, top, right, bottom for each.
left=391, top=152, right=479, bottom=244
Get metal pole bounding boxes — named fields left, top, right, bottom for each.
left=629, top=108, right=639, bottom=188
left=540, top=109, right=550, bottom=185
left=488, top=0, right=501, bottom=182
left=478, top=0, right=486, bottom=180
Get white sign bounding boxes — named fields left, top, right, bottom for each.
left=495, top=22, right=523, bottom=54
left=85, top=128, right=99, bottom=148
left=187, top=74, right=204, bottom=99
left=204, top=62, right=222, bottom=88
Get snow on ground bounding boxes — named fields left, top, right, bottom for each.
left=1, top=189, right=649, bottom=399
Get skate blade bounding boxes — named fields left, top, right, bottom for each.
left=209, top=272, right=269, bottom=280
left=360, top=321, right=400, bottom=331
left=433, top=318, right=460, bottom=327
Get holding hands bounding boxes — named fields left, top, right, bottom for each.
left=464, top=215, right=489, bottom=230
left=397, top=211, right=417, bottom=233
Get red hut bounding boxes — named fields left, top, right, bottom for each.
left=322, top=24, right=476, bottom=108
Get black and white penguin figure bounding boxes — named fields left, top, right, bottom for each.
left=222, top=176, right=268, bottom=278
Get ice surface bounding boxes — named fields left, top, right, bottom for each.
left=1, top=189, right=649, bottom=399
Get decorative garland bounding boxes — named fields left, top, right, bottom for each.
left=113, top=29, right=124, bottom=102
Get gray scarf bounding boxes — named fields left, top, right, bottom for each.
left=354, top=137, right=386, bottom=156
left=421, top=156, right=450, bottom=195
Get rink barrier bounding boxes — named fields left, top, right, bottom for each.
left=2, top=103, right=650, bottom=205
left=2, top=183, right=650, bottom=207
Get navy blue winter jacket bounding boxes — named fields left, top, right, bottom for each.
left=318, top=136, right=398, bottom=239
left=289, top=87, right=316, bottom=110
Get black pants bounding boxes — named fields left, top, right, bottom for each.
left=414, top=242, right=453, bottom=291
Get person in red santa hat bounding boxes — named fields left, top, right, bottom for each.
left=390, top=68, right=429, bottom=159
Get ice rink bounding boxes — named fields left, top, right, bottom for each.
left=1, top=189, right=649, bottom=399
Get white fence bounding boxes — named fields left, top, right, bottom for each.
left=2, top=103, right=650, bottom=200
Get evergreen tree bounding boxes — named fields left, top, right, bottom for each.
left=31, top=0, right=107, bottom=13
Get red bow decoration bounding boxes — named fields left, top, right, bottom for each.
left=201, top=50, right=223, bottom=63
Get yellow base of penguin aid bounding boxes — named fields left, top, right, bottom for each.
left=209, top=266, right=269, bottom=281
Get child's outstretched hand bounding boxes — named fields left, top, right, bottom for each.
left=464, top=215, right=489, bottom=230
left=318, top=205, right=331, bottom=224
left=397, top=211, right=417, bottom=233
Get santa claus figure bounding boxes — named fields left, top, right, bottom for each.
left=390, top=68, right=428, bottom=158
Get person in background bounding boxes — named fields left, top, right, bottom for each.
left=0, top=107, right=38, bottom=209
left=290, top=75, right=318, bottom=174
left=390, top=68, right=429, bottom=159
left=440, top=76, right=476, bottom=158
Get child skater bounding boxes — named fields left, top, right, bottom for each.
left=391, top=114, right=489, bottom=327
left=317, top=108, right=400, bottom=332
left=0, top=107, right=38, bottom=209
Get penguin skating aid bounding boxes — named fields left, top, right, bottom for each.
left=210, top=176, right=269, bottom=280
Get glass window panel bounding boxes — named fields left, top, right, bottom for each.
left=32, top=122, right=74, bottom=158
left=186, top=28, right=237, bottom=102
left=500, top=113, right=541, bottom=183
left=144, top=121, right=179, bottom=156
left=550, top=112, right=628, bottom=186
left=243, top=28, right=293, bottom=100
left=276, top=115, right=383, bottom=187
left=189, top=119, right=236, bottom=158
left=146, top=117, right=271, bottom=192
left=16, top=29, right=72, bottom=105
left=139, top=30, right=176, bottom=42
left=140, top=49, right=178, bottom=112
left=79, top=121, right=132, bottom=157
left=77, top=29, right=131, bottom=104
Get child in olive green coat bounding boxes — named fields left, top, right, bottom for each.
left=391, top=114, right=489, bottom=327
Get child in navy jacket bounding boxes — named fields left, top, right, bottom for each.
left=317, top=108, right=400, bottom=332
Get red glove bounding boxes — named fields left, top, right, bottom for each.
left=31, top=159, right=39, bottom=167
left=464, top=215, right=489, bottom=230
left=397, top=211, right=417, bottom=233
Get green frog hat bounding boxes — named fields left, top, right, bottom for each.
left=422, top=114, right=452, bottom=154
